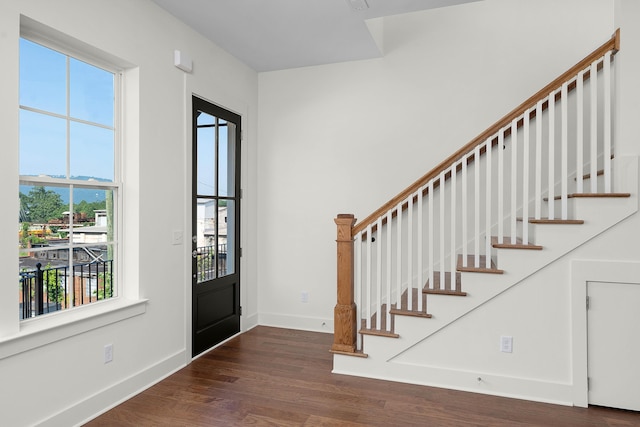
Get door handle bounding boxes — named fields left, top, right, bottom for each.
left=192, top=250, right=198, bottom=258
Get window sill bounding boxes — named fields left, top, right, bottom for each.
left=0, top=298, right=147, bottom=360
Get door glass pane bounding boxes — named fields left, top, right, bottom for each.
left=195, top=197, right=216, bottom=283
left=220, top=199, right=234, bottom=276
left=196, top=111, right=216, bottom=196
left=219, top=121, right=235, bottom=197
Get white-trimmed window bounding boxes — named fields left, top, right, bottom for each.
left=18, top=36, right=120, bottom=319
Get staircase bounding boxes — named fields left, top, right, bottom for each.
left=331, top=30, right=639, bottom=404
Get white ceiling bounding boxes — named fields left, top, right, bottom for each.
left=151, top=0, right=481, bottom=72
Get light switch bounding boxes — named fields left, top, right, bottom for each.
left=500, top=336, right=513, bottom=353
left=172, top=230, right=183, bottom=245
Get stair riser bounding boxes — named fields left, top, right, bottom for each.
left=545, top=198, right=576, bottom=219
left=576, top=173, right=605, bottom=192
left=573, top=196, right=636, bottom=220
left=426, top=276, right=507, bottom=310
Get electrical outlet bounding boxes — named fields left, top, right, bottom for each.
left=500, top=336, right=513, bottom=353
left=301, top=291, right=309, bottom=303
left=104, top=344, right=113, bottom=364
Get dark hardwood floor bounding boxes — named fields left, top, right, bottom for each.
left=86, top=326, right=639, bottom=426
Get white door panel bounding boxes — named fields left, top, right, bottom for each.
left=588, top=281, right=640, bottom=411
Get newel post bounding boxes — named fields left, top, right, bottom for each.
left=331, top=214, right=357, bottom=353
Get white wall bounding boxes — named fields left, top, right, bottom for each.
left=615, top=0, right=640, bottom=157
left=0, top=1, right=259, bottom=425
left=257, top=0, right=614, bottom=332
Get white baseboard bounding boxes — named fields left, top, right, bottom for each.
left=37, top=350, right=186, bottom=427
left=258, top=311, right=333, bottom=334
left=333, top=355, right=574, bottom=406
left=242, top=312, right=259, bottom=331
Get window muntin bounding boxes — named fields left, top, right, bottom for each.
left=18, top=37, right=119, bottom=319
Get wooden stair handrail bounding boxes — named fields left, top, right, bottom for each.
left=353, top=29, right=620, bottom=235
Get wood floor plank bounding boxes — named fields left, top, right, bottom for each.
left=86, top=326, right=640, bottom=427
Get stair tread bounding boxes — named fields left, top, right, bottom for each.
left=330, top=349, right=369, bottom=358
left=359, top=328, right=400, bottom=338
left=424, top=271, right=466, bottom=296
left=389, top=308, right=433, bottom=318
left=543, top=192, right=630, bottom=201
left=457, top=255, right=504, bottom=274
left=576, top=169, right=604, bottom=180
left=362, top=307, right=393, bottom=333
left=393, top=287, right=431, bottom=316
left=518, top=217, right=585, bottom=224
left=569, top=192, right=631, bottom=197
left=491, top=236, right=542, bottom=250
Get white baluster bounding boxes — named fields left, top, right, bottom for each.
left=590, top=60, right=598, bottom=193
left=474, top=145, right=480, bottom=268
left=577, top=70, right=584, bottom=194
left=407, top=196, right=413, bottom=311
left=535, top=100, right=543, bottom=220
left=429, top=180, right=434, bottom=283
left=450, top=163, right=457, bottom=283
left=417, top=189, right=423, bottom=312
left=376, top=218, right=382, bottom=330
left=386, top=211, right=392, bottom=329
left=498, top=130, right=504, bottom=242
left=561, top=82, right=568, bottom=220
left=522, top=110, right=530, bottom=245
left=365, top=225, right=372, bottom=329
left=355, top=232, right=362, bottom=350
left=396, top=203, right=402, bottom=306
left=604, top=52, right=612, bottom=193
left=510, top=119, right=518, bottom=244
left=462, top=157, right=468, bottom=267
left=548, top=91, right=555, bottom=220
left=439, top=171, right=446, bottom=286
left=485, top=139, right=492, bottom=268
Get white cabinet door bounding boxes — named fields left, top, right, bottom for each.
left=588, top=281, right=640, bottom=411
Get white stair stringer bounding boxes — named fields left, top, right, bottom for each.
left=333, top=156, right=638, bottom=403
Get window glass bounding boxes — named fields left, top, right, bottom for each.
left=218, top=120, right=232, bottom=197
left=19, top=38, right=66, bottom=115
left=19, top=109, right=66, bottom=177
left=18, top=37, right=118, bottom=319
left=70, top=121, right=114, bottom=181
left=70, top=58, right=114, bottom=127
left=19, top=185, right=69, bottom=248
left=196, top=111, right=216, bottom=196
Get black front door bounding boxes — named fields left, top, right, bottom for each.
left=192, top=96, right=241, bottom=357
